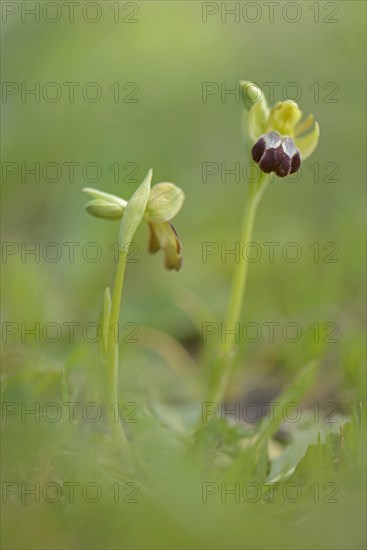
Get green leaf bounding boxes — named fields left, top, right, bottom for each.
left=118, top=169, right=153, bottom=250
left=254, top=360, right=318, bottom=450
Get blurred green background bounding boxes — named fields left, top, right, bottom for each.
left=2, top=0, right=365, bottom=400
left=1, top=1, right=366, bottom=548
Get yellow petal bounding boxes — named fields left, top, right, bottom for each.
left=267, top=101, right=302, bottom=136
left=294, top=114, right=314, bottom=138
left=295, top=122, right=320, bottom=160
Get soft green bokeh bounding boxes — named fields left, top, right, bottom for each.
left=1, top=1, right=366, bottom=548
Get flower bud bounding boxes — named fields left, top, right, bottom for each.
left=252, top=131, right=301, bottom=177
left=239, top=81, right=264, bottom=111
left=146, top=182, right=185, bottom=223
left=240, top=81, right=270, bottom=143
left=85, top=199, right=124, bottom=220
left=83, top=187, right=127, bottom=207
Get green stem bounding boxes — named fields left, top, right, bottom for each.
left=208, top=167, right=269, bottom=404
left=106, top=249, right=129, bottom=453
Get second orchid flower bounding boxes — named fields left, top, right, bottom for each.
left=83, top=177, right=185, bottom=271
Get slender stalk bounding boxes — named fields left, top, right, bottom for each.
left=208, top=166, right=269, bottom=404
left=85, top=170, right=151, bottom=458
left=106, top=249, right=129, bottom=453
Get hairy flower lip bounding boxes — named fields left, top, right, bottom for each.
left=252, top=131, right=301, bottom=178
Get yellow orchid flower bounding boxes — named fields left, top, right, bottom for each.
left=83, top=180, right=185, bottom=271
left=240, top=81, right=320, bottom=177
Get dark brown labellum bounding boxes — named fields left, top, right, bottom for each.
left=252, top=131, right=301, bottom=177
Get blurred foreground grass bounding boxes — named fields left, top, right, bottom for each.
left=2, top=355, right=366, bottom=549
